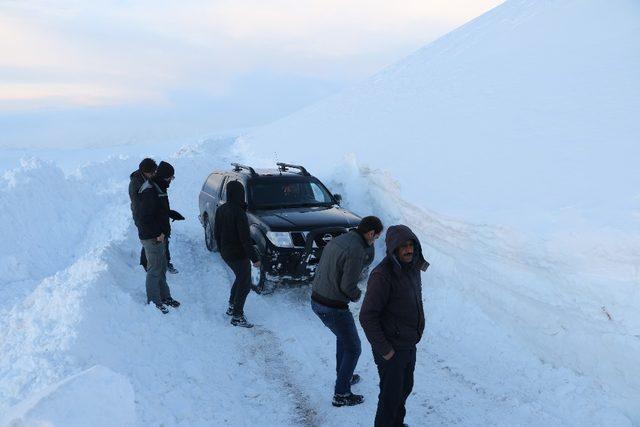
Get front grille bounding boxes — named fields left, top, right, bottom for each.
left=312, top=231, right=341, bottom=248
left=289, top=230, right=345, bottom=248
left=290, top=232, right=306, bottom=247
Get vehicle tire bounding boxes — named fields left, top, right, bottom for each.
left=203, top=214, right=217, bottom=252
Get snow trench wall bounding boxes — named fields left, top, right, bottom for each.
left=0, top=138, right=637, bottom=424
left=327, top=158, right=640, bottom=421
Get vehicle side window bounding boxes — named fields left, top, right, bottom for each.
left=206, top=173, right=222, bottom=195
left=219, top=176, right=229, bottom=201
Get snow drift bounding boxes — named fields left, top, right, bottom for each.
left=246, top=0, right=640, bottom=234
left=3, top=366, right=136, bottom=427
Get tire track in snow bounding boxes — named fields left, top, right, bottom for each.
left=245, top=326, right=319, bottom=427
left=177, top=232, right=319, bottom=426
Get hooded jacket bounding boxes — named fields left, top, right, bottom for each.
left=214, top=180, right=259, bottom=262
left=136, top=176, right=171, bottom=240
left=359, top=224, right=429, bottom=357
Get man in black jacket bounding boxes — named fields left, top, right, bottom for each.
left=214, top=180, right=260, bottom=328
left=136, top=161, right=181, bottom=314
left=129, top=158, right=157, bottom=226
left=360, top=224, right=429, bottom=427
left=311, top=216, right=382, bottom=407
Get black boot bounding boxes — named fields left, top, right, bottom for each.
left=154, top=303, right=169, bottom=314
left=162, top=297, right=180, bottom=308
left=332, top=392, right=364, bottom=407
left=226, top=304, right=235, bottom=316
left=231, top=314, right=254, bottom=328
left=350, top=374, right=361, bottom=386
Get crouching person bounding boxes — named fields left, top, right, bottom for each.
left=311, top=216, right=383, bottom=407
left=360, top=225, right=429, bottom=427
left=136, top=161, right=180, bottom=313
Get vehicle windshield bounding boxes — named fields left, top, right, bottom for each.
left=249, top=178, right=335, bottom=209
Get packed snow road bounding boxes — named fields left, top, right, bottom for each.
left=0, top=139, right=635, bottom=426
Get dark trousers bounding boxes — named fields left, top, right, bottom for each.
left=311, top=300, right=362, bottom=395
left=373, top=348, right=416, bottom=427
left=225, top=258, right=251, bottom=316
left=141, top=237, right=171, bottom=269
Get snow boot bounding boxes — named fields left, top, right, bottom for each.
left=231, top=314, right=254, bottom=328
left=226, top=304, right=235, bottom=316
left=167, top=263, right=178, bottom=274
left=155, top=303, right=169, bottom=314
left=350, top=374, right=361, bottom=386
left=162, top=297, right=180, bottom=308
left=332, top=392, right=364, bottom=407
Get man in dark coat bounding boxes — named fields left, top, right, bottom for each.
left=129, top=158, right=157, bottom=226
left=360, top=224, right=429, bottom=427
left=311, top=216, right=383, bottom=407
left=136, top=161, right=181, bottom=313
left=131, top=160, right=183, bottom=274
left=214, top=180, right=260, bottom=328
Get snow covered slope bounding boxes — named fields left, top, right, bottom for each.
left=0, top=138, right=636, bottom=426
left=245, top=0, right=640, bottom=233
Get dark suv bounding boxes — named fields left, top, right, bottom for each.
left=199, top=162, right=372, bottom=292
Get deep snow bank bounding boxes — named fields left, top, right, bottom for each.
left=0, top=157, right=135, bottom=310
left=245, top=0, right=640, bottom=234
left=0, top=137, right=636, bottom=425
left=3, top=366, right=135, bottom=427
left=325, top=159, right=639, bottom=420
left=0, top=138, right=309, bottom=425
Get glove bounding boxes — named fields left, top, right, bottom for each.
left=169, top=210, right=185, bottom=221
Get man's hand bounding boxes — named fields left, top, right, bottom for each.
left=157, top=233, right=165, bottom=243
left=383, top=349, right=395, bottom=361
left=252, top=261, right=261, bottom=268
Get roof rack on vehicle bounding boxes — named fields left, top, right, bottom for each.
left=276, top=162, right=310, bottom=176
left=231, top=163, right=257, bottom=176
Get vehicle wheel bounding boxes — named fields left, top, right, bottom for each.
left=203, top=214, right=217, bottom=252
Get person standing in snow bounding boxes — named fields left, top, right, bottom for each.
left=129, top=158, right=157, bottom=271
left=311, top=216, right=383, bottom=407
left=360, top=224, right=429, bottom=427
left=214, top=180, right=260, bottom=328
left=129, top=158, right=157, bottom=225
left=131, top=159, right=184, bottom=275
left=136, top=161, right=181, bottom=314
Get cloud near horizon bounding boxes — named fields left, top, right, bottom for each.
left=0, top=0, right=503, bottom=110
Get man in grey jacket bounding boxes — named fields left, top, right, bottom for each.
left=311, top=216, right=383, bottom=407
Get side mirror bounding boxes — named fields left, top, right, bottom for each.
left=333, top=194, right=342, bottom=205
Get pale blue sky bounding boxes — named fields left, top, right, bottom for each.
left=0, top=0, right=502, bottom=148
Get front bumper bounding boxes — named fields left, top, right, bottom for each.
left=260, top=226, right=349, bottom=284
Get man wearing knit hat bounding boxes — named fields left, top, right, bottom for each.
left=135, top=160, right=181, bottom=313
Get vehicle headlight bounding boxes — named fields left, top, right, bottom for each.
left=266, top=231, right=294, bottom=248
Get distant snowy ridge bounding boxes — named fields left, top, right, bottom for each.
left=246, top=0, right=640, bottom=233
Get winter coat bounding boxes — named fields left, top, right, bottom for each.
left=129, top=170, right=146, bottom=226
left=136, top=178, right=171, bottom=240
left=359, top=224, right=429, bottom=357
left=311, top=230, right=372, bottom=308
left=214, top=180, right=259, bottom=263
